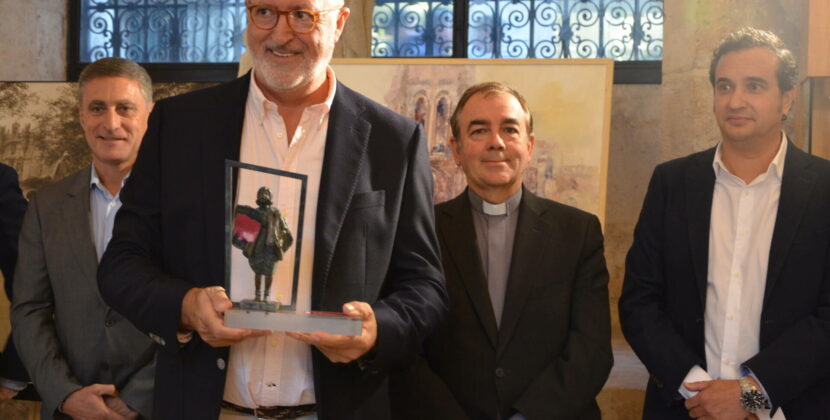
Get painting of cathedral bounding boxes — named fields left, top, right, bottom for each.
left=332, top=59, right=613, bottom=220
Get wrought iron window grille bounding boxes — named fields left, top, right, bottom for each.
left=371, top=0, right=662, bottom=83
left=70, top=0, right=247, bottom=82
left=70, top=0, right=662, bottom=83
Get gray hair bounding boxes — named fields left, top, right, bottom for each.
left=78, top=57, right=153, bottom=104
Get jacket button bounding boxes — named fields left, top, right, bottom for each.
left=105, top=320, right=114, bottom=327
left=217, top=358, right=226, bottom=370
left=695, top=316, right=704, bottom=324
left=495, top=367, right=505, bottom=378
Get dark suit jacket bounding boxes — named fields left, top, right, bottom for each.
left=619, top=142, right=830, bottom=419
left=392, top=188, right=612, bottom=420
left=11, top=167, right=156, bottom=418
left=0, top=163, right=28, bottom=384
left=98, top=73, right=447, bottom=420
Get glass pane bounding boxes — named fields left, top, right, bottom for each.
left=468, top=0, right=663, bottom=60
left=80, top=0, right=248, bottom=63
left=371, top=0, right=454, bottom=57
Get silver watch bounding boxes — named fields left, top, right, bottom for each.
left=739, top=376, right=767, bottom=413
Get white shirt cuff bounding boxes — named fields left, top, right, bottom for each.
left=0, top=377, right=27, bottom=391
left=678, top=365, right=713, bottom=399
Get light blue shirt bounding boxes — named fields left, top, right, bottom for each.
left=89, top=166, right=128, bottom=261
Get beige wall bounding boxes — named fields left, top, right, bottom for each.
left=0, top=0, right=67, bottom=81
left=0, top=1, right=813, bottom=419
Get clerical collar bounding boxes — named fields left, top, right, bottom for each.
left=467, top=187, right=522, bottom=216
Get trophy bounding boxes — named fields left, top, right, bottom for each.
left=223, top=160, right=362, bottom=336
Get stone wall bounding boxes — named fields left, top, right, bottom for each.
left=0, top=1, right=67, bottom=81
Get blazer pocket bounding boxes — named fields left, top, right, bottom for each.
left=350, top=190, right=385, bottom=210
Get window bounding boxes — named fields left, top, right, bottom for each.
left=372, top=0, right=663, bottom=83
left=70, top=0, right=248, bottom=82
left=371, top=0, right=455, bottom=57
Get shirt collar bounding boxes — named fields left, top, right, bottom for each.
left=90, top=164, right=129, bottom=192
left=712, top=132, right=788, bottom=182
left=248, top=66, right=338, bottom=121
left=467, top=187, right=522, bottom=217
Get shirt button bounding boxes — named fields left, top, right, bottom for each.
left=217, top=358, right=226, bottom=370
left=105, top=320, right=114, bottom=327
left=277, top=133, right=284, bottom=138
left=494, top=367, right=505, bottom=378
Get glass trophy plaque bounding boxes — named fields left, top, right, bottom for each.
left=223, top=160, right=362, bottom=336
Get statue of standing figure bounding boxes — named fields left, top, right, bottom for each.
left=233, top=186, right=293, bottom=304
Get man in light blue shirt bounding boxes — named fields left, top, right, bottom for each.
left=90, top=167, right=129, bottom=261
left=12, top=57, right=156, bottom=419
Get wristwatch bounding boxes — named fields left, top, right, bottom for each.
left=739, top=376, right=767, bottom=413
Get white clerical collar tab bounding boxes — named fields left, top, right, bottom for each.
left=483, top=201, right=507, bottom=216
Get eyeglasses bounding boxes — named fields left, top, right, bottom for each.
left=247, top=5, right=342, bottom=34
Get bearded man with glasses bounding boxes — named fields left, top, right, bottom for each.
left=97, top=0, right=448, bottom=419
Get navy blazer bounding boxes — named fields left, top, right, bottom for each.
left=620, top=142, right=830, bottom=419
left=98, top=73, right=447, bottom=419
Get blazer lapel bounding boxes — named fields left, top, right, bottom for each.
left=685, top=149, right=716, bottom=307
left=764, top=143, right=816, bottom=305
left=312, top=83, right=371, bottom=307
left=496, top=191, right=551, bottom=357
left=439, top=194, right=498, bottom=348
left=202, top=73, right=248, bottom=286
left=63, top=167, right=100, bottom=295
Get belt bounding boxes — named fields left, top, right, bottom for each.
left=221, top=400, right=317, bottom=420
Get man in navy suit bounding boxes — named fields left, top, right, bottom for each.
left=620, top=27, right=830, bottom=420
left=98, top=0, right=446, bottom=418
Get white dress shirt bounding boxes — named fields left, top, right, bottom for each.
left=680, top=135, right=788, bottom=420
left=222, top=68, right=336, bottom=408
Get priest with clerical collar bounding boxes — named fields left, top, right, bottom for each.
left=391, top=82, right=613, bottom=420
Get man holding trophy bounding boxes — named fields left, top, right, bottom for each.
left=98, top=0, right=447, bottom=418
